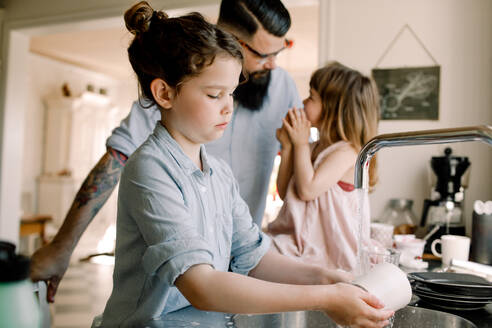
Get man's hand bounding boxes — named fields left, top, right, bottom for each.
left=30, top=242, right=71, bottom=302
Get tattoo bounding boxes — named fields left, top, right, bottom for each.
left=74, top=148, right=128, bottom=212
left=109, top=147, right=129, bottom=166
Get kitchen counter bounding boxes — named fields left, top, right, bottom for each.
left=406, top=260, right=492, bottom=328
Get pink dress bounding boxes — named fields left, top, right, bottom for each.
left=267, top=141, right=370, bottom=272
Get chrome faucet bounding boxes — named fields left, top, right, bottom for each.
left=354, top=125, right=492, bottom=190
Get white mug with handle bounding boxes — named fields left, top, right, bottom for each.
left=431, top=234, right=470, bottom=267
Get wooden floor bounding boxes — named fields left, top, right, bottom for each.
left=49, top=260, right=113, bottom=328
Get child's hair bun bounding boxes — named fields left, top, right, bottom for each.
left=124, top=1, right=168, bottom=35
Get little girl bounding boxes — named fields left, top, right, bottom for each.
left=267, top=62, right=380, bottom=272
left=96, top=3, right=392, bottom=327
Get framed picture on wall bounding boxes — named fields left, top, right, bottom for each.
left=372, top=66, right=440, bottom=120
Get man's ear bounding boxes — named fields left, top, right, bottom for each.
left=150, top=78, right=175, bottom=109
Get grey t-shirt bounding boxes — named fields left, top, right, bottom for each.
left=106, top=67, right=301, bottom=226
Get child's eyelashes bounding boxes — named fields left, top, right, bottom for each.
left=207, top=93, right=235, bottom=99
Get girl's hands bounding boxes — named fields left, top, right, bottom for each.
left=323, top=283, right=394, bottom=328
left=276, top=124, right=291, bottom=150
left=282, top=107, right=311, bottom=147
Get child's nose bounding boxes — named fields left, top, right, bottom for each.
left=222, top=98, right=233, bottom=115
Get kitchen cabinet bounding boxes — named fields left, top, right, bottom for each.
left=37, top=92, right=117, bottom=227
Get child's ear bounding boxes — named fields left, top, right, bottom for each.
left=150, top=78, right=175, bottom=109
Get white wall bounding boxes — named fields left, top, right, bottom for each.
left=0, top=31, right=29, bottom=243
left=321, top=0, right=492, bottom=233
left=24, top=53, right=137, bottom=213
left=277, top=3, right=319, bottom=99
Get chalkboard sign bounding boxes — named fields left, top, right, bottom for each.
left=372, top=66, right=440, bottom=120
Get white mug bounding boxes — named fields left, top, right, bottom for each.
left=431, top=234, right=470, bottom=267
left=395, top=238, right=426, bottom=261
left=353, top=262, right=412, bottom=311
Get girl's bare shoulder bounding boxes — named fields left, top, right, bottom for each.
left=315, top=142, right=358, bottom=169
left=325, top=141, right=358, bottom=159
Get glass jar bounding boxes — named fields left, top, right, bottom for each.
left=380, top=199, right=418, bottom=235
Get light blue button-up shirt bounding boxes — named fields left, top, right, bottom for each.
left=107, top=68, right=301, bottom=226
left=100, top=123, right=271, bottom=327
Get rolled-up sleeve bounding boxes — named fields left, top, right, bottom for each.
left=106, top=101, right=159, bottom=156
left=142, top=237, right=214, bottom=286
left=228, top=177, right=271, bottom=275
left=122, top=160, right=214, bottom=286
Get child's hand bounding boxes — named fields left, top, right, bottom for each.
left=323, top=283, right=394, bottom=328
left=320, top=268, right=353, bottom=284
left=283, top=107, right=311, bottom=147
left=276, top=125, right=291, bottom=150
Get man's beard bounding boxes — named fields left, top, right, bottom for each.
left=233, top=70, right=271, bottom=111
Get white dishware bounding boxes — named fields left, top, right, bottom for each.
left=395, top=237, right=428, bottom=269
left=395, top=238, right=425, bottom=260
left=431, top=234, right=470, bottom=267
left=393, top=234, right=415, bottom=243
left=485, top=200, right=492, bottom=214
left=449, top=259, right=492, bottom=282
left=353, top=262, right=412, bottom=311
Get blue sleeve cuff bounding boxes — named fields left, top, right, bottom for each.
left=106, top=132, right=137, bottom=157
left=229, top=231, right=271, bottom=276
left=142, top=238, right=215, bottom=286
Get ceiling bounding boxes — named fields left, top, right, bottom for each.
left=29, top=1, right=317, bottom=80
left=29, top=4, right=220, bottom=80
left=30, top=27, right=134, bottom=80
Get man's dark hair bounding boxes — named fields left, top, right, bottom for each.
left=218, top=0, right=291, bottom=39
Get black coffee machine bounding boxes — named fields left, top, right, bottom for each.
left=420, top=147, right=470, bottom=253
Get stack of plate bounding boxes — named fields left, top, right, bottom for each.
left=408, top=272, right=492, bottom=311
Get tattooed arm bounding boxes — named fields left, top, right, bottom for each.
left=30, top=147, right=128, bottom=302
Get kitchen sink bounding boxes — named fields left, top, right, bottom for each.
left=232, top=306, right=478, bottom=328
left=145, top=304, right=478, bottom=327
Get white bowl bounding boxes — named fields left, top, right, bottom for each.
left=353, top=262, right=412, bottom=311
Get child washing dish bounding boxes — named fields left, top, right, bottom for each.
left=95, top=3, right=392, bottom=327
left=267, top=62, right=380, bottom=272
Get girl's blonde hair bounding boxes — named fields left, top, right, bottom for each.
left=310, top=61, right=380, bottom=187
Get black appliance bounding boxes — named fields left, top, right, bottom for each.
left=420, top=147, right=470, bottom=254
